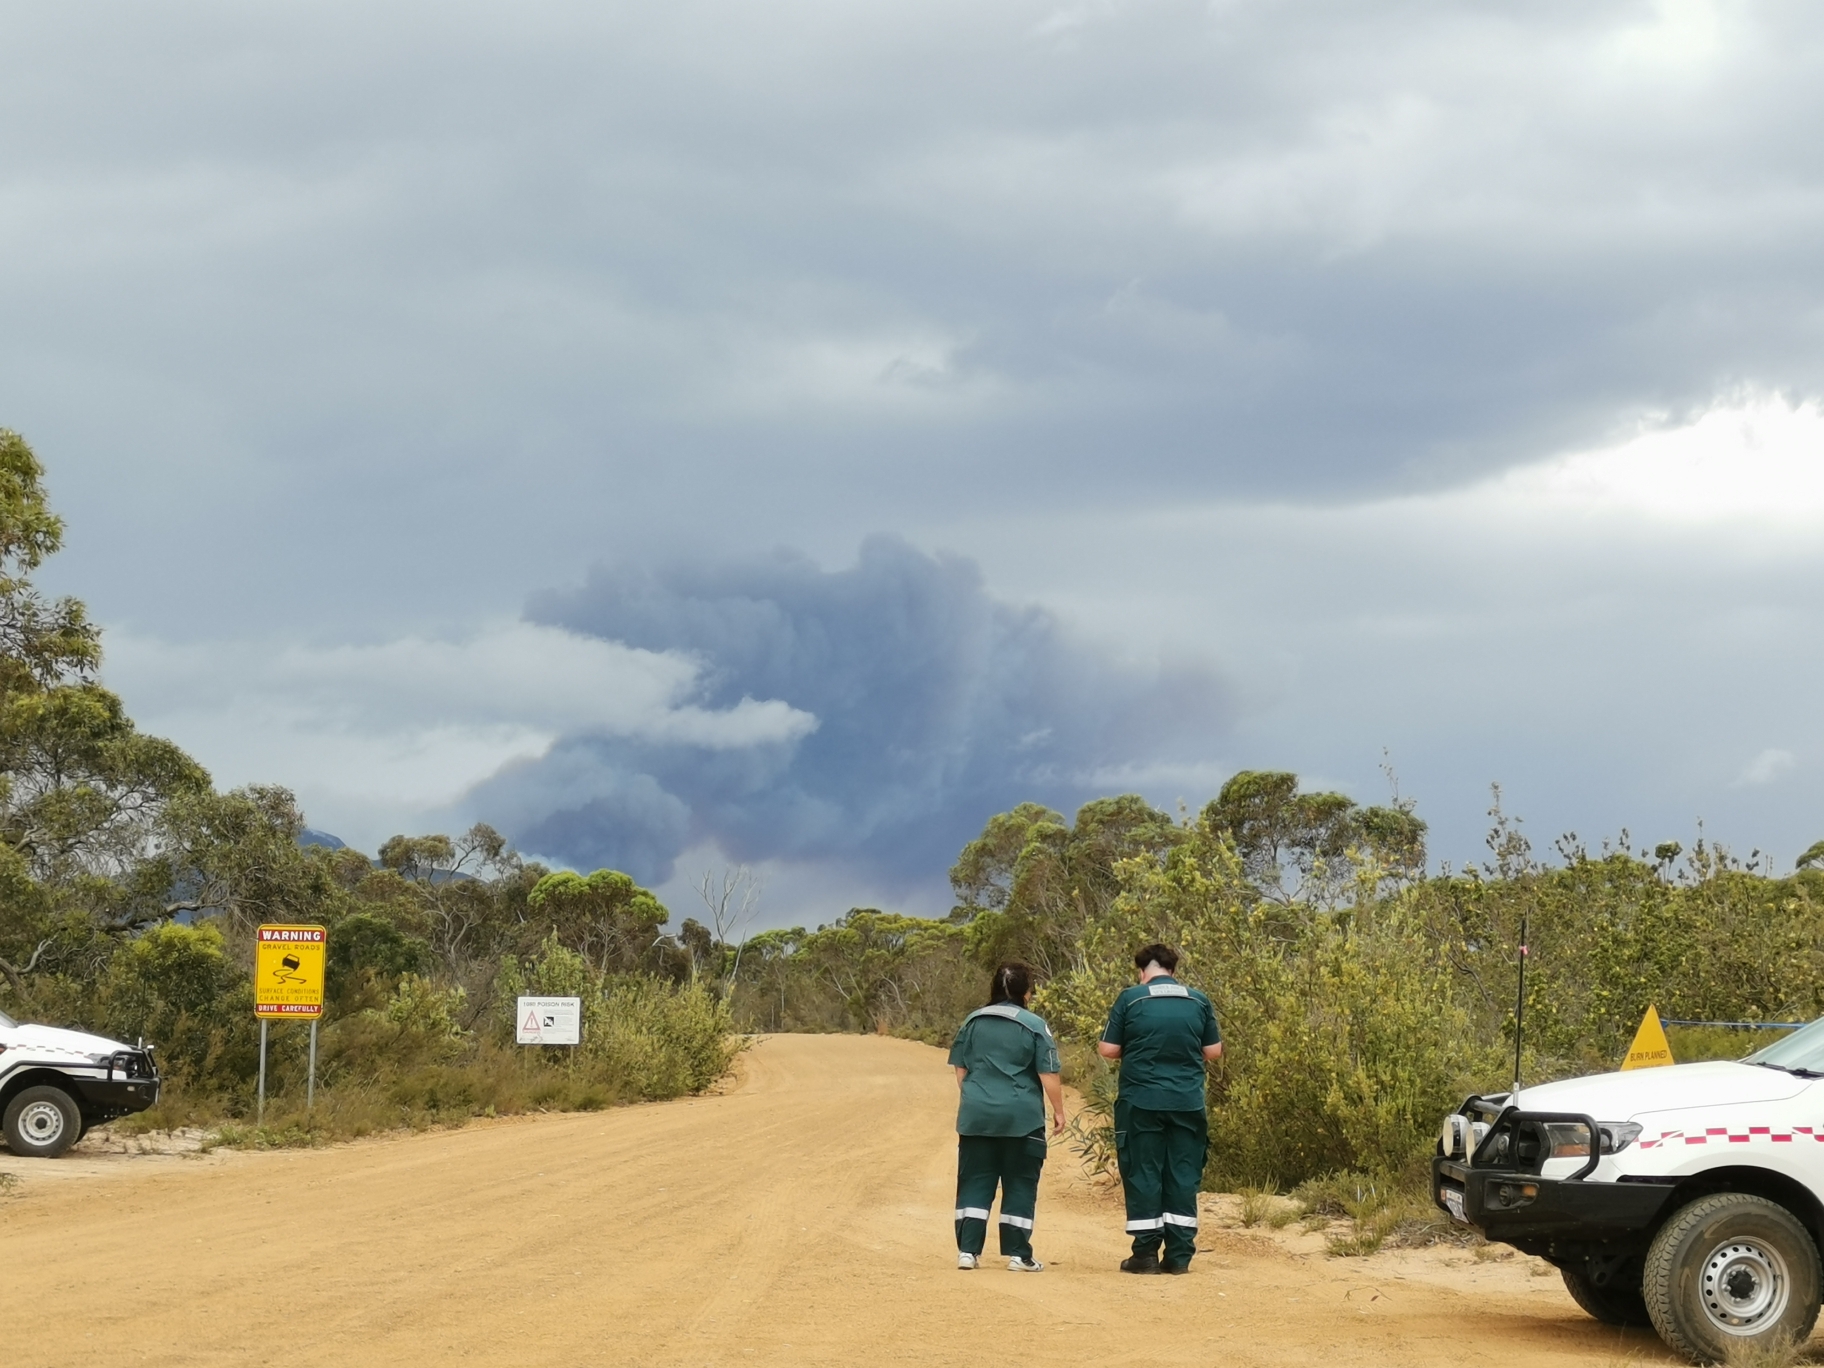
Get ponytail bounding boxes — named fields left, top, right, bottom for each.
left=986, top=961, right=1035, bottom=1007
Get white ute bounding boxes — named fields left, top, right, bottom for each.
left=1435, top=1019, right=1824, bottom=1361
left=0, top=1006, right=159, bottom=1159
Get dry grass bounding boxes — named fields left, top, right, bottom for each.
left=1325, top=1224, right=1391, bottom=1257
left=1290, top=1170, right=1473, bottom=1258
left=1263, top=1201, right=1301, bottom=1229
left=1235, top=1186, right=1278, bottom=1228
left=118, top=1027, right=745, bottom=1150
left=1721, top=1332, right=1821, bottom=1368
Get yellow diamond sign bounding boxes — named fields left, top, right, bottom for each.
left=1621, top=1003, right=1675, bottom=1070
left=255, top=924, right=326, bottom=1019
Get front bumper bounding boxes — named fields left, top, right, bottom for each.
left=69, top=1075, right=160, bottom=1118
left=1433, top=1156, right=1674, bottom=1245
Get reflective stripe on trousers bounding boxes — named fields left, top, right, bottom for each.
left=1125, top=1213, right=1196, bottom=1232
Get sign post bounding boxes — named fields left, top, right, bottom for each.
left=254, top=925, right=327, bottom=1123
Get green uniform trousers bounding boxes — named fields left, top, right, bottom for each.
left=1113, top=1100, right=1208, bottom=1266
left=954, top=1130, right=1046, bottom=1260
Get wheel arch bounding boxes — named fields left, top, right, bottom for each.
left=0, top=1069, right=83, bottom=1115
left=1667, top=1165, right=1824, bottom=1256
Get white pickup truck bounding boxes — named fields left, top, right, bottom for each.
left=1435, top=1020, right=1824, bottom=1361
left=0, top=1006, right=160, bottom=1158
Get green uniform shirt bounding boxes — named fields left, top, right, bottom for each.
left=947, top=1005, right=1061, bottom=1137
left=1101, top=977, right=1221, bottom=1112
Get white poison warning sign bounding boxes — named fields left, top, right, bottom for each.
left=516, top=996, right=582, bottom=1046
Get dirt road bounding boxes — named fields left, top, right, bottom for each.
left=0, top=1034, right=1677, bottom=1367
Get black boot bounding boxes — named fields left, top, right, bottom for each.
left=1120, top=1252, right=1161, bottom=1274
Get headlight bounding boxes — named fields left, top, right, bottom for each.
left=1542, top=1122, right=1592, bottom=1158
left=1543, top=1120, right=1642, bottom=1158
left=1598, top=1122, right=1643, bottom=1154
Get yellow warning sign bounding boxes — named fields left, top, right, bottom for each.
left=254, top=924, right=326, bottom=1019
left=1621, top=1004, right=1675, bottom=1070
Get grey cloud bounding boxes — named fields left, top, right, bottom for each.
left=469, top=536, right=1230, bottom=887
left=7, top=2, right=1824, bottom=639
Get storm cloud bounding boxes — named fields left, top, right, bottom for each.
left=9, top=2, right=1824, bottom=637
left=469, top=537, right=1229, bottom=887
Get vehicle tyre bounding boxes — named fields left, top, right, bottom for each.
left=1642, top=1192, right=1821, bottom=1363
left=3, top=1085, right=83, bottom=1158
left=1561, top=1267, right=1651, bottom=1327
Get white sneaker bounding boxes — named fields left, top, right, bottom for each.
left=1007, top=1257, right=1044, bottom=1272
left=957, top=1252, right=979, bottom=1270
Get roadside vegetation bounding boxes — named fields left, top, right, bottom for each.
left=0, top=430, right=736, bottom=1144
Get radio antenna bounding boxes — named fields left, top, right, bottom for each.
left=1512, top=913, right=1529, bottom=1103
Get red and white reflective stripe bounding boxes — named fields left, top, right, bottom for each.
left=1637, top=1125, right=1824, bottom=1150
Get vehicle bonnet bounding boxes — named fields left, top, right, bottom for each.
left=1, top=1021, right=141, bottom=1059
left=1513, top=1060, right=1812, bottom=1119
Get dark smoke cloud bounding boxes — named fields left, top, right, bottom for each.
left=472, top=536, right=1229, bottom=888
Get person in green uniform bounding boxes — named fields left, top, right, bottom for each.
left=1097, top=941, right=1222, bottom=1275
left=947, top=961, right=1066, bottom=1272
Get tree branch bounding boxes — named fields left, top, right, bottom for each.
left=0, top=938, right=52, bottom=1003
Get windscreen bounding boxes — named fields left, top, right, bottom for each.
left=1743, top=1017, right=1824, bottom=1072
left=0, top=1008, right=13, bottom=1028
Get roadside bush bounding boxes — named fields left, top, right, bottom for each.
left=95, top=922, right=259, bottom=1095
left=125, top=963, right=737, bottom=1144
left=496, top=934, right=739, bottom=1099
left=1041, top=826, right=1491, bottom=1188
left=113, top=921, right=737, bottom=1143
left=324, top=912, right=429, bottom=1008
left=589, top=975, right=736, bottom=1098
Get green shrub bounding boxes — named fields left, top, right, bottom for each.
left=325, top=913, right=428, bottom=1006
left=1040, top=828, right=1491, bottom=1188
left=93, top=922, right=260, bottom=1095
left=587, top=975, right=737, bottom=1098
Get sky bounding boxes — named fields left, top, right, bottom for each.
left=4, top=0, right=1824, bottom=926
